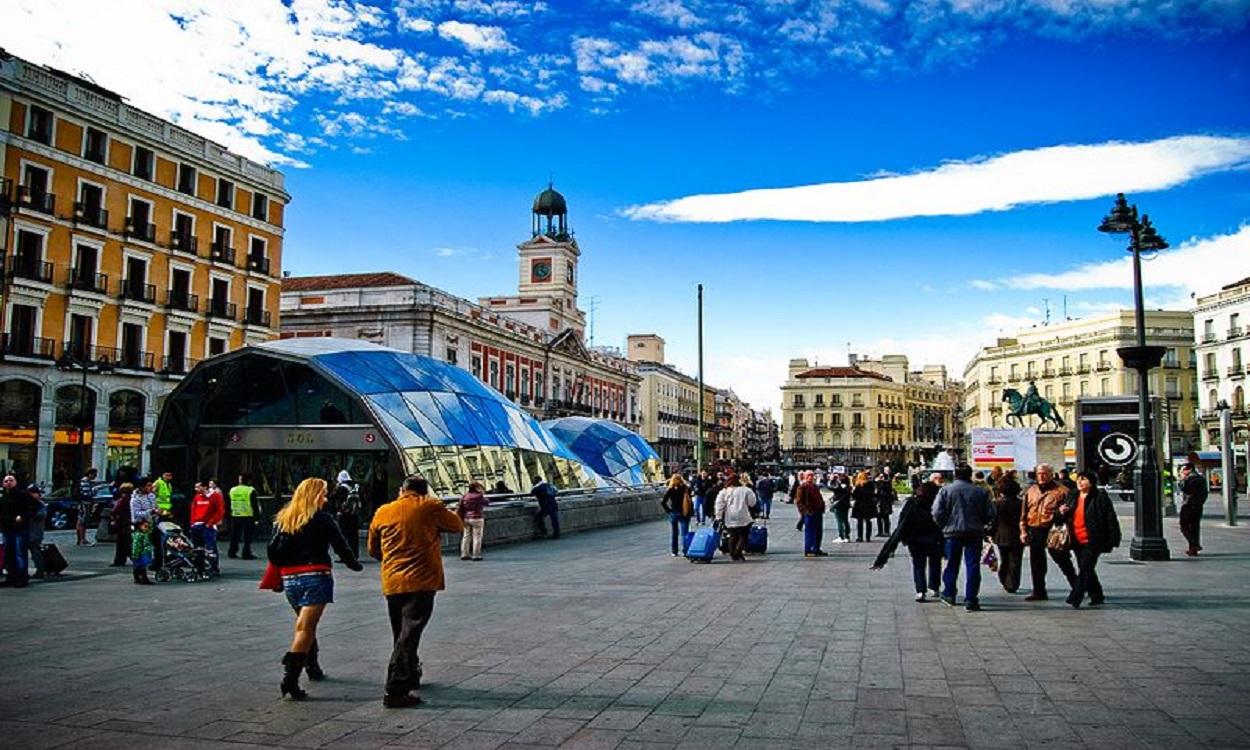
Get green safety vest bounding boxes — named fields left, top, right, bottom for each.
left=229, top=485, right=255, bottom=517
left=154, top=478, right=173, bottom=511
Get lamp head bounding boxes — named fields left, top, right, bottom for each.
left=1136, top=214, right=1169, bottom=252
left=1098, top=193, right=1137, bottom=234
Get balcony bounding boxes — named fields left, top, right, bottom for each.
left=16, top=185, right=55, bottom=215
left=988, top=404, right=1002, bottom=413
left=0, top=334, right=57, bottom=360
left=1202, top=372, right=1220, bottom=382
left=166, top=290, right=199, bottom=314
left=791, top=401, right=806, bottom=409
left=1007, top=374, right=1022, bottom=383
left=1229, top=366, right=1245, bottom=380
left=1096, top=363, right=1112, bottom=372
left=207, top=298, right=237, bottom=320
left=161, top=355, right=199, bottom=376
left=244, top=307, right=272, bottom=327
left=66, top=267, right=109, bottom=295
left=209, top=242, right=236, bottom=266
left=96, top=346, right=155, bottom=371
left=1230, top=327, right=1244, bottom=340
left=124, top=217, right=156, bottom=243
left=1042, top=368, right=1056, bottom=378
left=246, top=254, right=271, bottom=275
left=6, top=255, right=54, bottom=284
left=118, top=278, right=157, bottom=304
left=1077, top=365, right=1091, bottom=374
left=170, top=231, right=198, bottom=256
left=1059, top=397, right=1074, bottom=405
left=73, top=202, right=109, bottom=230
left=1203, top=332, right=1218, bottom=343
left=1059, top=366, right=1073, bottom=376
left=986, top=377, right=1002, bottom=385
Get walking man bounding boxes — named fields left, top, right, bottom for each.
left=1019, top=463, right=1078, bottom=600
left=75, top=467, right=98, bottom=546
left=227, top=474, right=261, bottom=559
left=1178, top=463, right=1208, bottom=556
left=933, top=464, right=996, bottom=611
left=754, top=472, right=774, bottom=519
left=531, top=477, right=561, bottom=539
left=795, top=470, right=827, bottom=557
left=368, top=476, right=463, bottom=708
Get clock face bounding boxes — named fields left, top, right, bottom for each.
left=533, top=260, right=551, bottom=281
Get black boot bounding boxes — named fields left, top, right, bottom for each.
left=306, top=640, right=325, bottom=681
left=281, top=652, right=308, bottom=700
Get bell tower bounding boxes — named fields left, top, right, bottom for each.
left=479, top=184, right=586, bottom=336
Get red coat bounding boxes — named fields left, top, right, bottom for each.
left=190, top=491, right=224, bottom=526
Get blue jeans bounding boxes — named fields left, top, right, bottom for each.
left=909, top=541, right=942, bottom=594
left=190, top=524, right=220, bottom=571
left=668, top=513, right=690, bottom=554
left=3, top=529, right=30, bottom=585
left=694, top=495, right=705, bottom=523
left=760, top=494, right=773, bottom=518
left=803, top=513, right=823, bottom=554
left=942, top=536, right=983, bottom=604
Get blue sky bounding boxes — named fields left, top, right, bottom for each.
left=7, top=1, right=1250, bottom=411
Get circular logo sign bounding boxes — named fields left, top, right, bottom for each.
left=1097, top=432, right=1137, bottom=467
left=364, top=433, right=376, bottom=444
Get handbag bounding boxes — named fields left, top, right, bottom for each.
left=1046, top=523, right=1071, bottom=552
left=258, top=562, right=284, bottom=592
left=981, top=541, right=999, bottom=572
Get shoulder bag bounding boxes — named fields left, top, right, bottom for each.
left=1046, top=523, right=1071, bottom=552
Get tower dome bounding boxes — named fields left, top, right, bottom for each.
left=531, top=182, right=570, bottom=239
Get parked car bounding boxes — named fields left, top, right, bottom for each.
left=43, top=483, right=115, bottom=530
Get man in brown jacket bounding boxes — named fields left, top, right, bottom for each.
left=1019, top=463, right=1077, bottom=601
left=795, top=470, right=828, bottom=557
left=368, top=475, right=463, bottom=707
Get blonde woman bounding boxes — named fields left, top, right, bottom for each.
left=268, top=477, right=363, bottom=700
left=851, top=471, right=877, bottom=542
left=659, top=473, right=693, bottom=556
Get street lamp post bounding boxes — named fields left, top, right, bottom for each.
left=1098, top=193, right=1170, bottom=560
left=56, top=351, right=113, bottom=490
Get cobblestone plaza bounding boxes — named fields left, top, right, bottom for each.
left=1, top=502, right=1248, bottom=750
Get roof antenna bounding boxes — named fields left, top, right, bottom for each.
left=586, top=295, right=600, bottom=345
left=1042, top=297, right=1050, bottom=325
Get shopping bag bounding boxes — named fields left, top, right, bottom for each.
left=981, top=541, right=999, bottom=572
left=1046, top=524, right=1071, bottom=552
left=258, top=562, right=284, bottom=592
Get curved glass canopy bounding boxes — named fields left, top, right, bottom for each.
left=543, top=416, right=664, bottom=487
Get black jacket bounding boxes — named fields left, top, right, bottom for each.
left=875, top=480, right=896, bottom=516
left=0, top=487, right=39, bottom=532
left=269, top=510, right=360, bottom=569
left=831, top=484, right=851, bottom=512
left=873, top=495, right=943, bottom=568
left=851, top=485, right=876, bottom=519
left=1181, top=473, right=1208, bottom=507
left=660, top=485, right=691, bottom=518
left=992, top=478, right=1023, bottom=547
left=1057, top=489, right=1121, bottom=554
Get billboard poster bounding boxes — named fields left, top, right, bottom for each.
left=971, top=428, right=1036, bottom=471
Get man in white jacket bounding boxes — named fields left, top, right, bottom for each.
left=715, top=474, right=759, bottom=561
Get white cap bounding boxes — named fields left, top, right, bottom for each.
left=337, top=470, right=352, bottom=483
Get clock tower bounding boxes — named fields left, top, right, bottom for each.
left=481, top=184, right=586, bottom=336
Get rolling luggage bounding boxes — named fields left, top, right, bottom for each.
left=685, top=528, right=720, bottom=563
left=746, top=523, right=768, bottom=554
left=41, top=543, right=68, bottom=574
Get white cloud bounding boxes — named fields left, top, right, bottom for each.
left=402, top=17, right=436, bottom=32
left=482, top=89, right=567, bottom=114
left=437, top=20, right=517, bottom=53
left=623, top=135, right=1250, bottom=223
left=632, top=0, right=703, bottom=28
left=970, top=279, right=998, bottom=291
left=573, top=32, right=745, bottom=86
left=1007, top=224, right=1250, bottom=300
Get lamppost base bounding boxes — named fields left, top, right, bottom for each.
left=1129, top=535, right=1170, bottom=561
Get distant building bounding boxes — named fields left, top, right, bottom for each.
left=1194, top=278, right=1250, bottom=447
left=962, top=310, right=1198, bottom=456
left=0, top=51, right=287, bottom=486
left=280, top=187, right=640, bottom=430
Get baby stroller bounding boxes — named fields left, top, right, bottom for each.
left=154, top=521, right=210, bottom=582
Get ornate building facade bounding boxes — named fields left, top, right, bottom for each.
left=280, top=187, right=640, bottom=431
left=0, top=51, right=287, bottom=485
left=1194, top=278, right=1250, bottom=447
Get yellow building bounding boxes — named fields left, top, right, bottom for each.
left=962, top=310, right=1198, bottom=455
left=0, top=52, right=288, bottom=487
left=780, top=354, right=962, bottom=468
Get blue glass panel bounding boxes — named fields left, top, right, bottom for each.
left=429, top=392, right=478, bottom=444
left=317, top=352, right=393, bottom=394
left=354, top=352, right=424, bottom=391
left=401, top=392, right=455, bottom=445
left=366, top=392, right=428, bottom=448
left=458, top=396, right=505, bottom=446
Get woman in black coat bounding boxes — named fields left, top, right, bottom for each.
left=874, top=477, right=897, bottom=537
left=850, top=472, right=877, bottom=542
left=1056, top=471, right=1121, bottom=608
left=991, top=473, right=1024, bottom=593
left=871, top=480, right=944, bottom=600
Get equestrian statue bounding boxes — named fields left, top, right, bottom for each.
left=1002, top=381, right=1065, bottom=431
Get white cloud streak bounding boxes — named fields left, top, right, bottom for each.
left=623, top=135, right=1250, bottom=223
left=437, top=20, right=517, bottom=53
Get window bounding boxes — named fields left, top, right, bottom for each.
left=177, top=163, right=197, bottom=195
left=121, top=322, right=145, bottom=369
left=471, top=354, right=482, bottom=380
left=1100, top=378, right=1110, bottom=396
left=1166, top=377, right=1180, bottom=399
left=77, top=182, right=106, bottom=228
left=446, top=348, right=458, bottom=366
left=67, top=314, right=93, bottom=360
left=1232, top=313, right=1241, bottom=333
left=166, top=331, right=189, bottom=373
left=1234, top=348, right=1243, bottom=369
left=488, top=360, right=499, bottom=389
left=1010, top=364, right=1019, bottom=378
left=127, top=197, right=154, bottom=241
left=505, top=364, right=516, bottom=396
left=208, top=337, right=227, bottom=357
left=216, top=178, right=234, bottom=209
left=1062, top=382, right=1071, bottom=398
left=1204, top=319, right=1215, bottom=337
left=26, top=105, right=53, bottom=144
left=1079, top=380, right=1089, bottom=396
left=213, top=226, right=233, bottom=264
left=1205, top=352, right=1217, bottom=374
left=252, top=193, right=269, bottom=221
left=132, top=146, right=154, bottom=181
left=210, top=278, right=230, bottom=316
left=169, top=268, right=193, bottom=310
left=247, top=287, right=266, bottom=325
left=7, top=304, right=38, bottom=354
left=84, top=127, right=108, bottom=164
left=72, top=244, right=99, bottom=289
left=173, top=212, right=195, bottom=252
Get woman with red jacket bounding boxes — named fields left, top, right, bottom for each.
left=189, top=482, right=225, bottom=574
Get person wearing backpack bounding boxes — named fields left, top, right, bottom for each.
left=331, top=470, right=362, bottom=558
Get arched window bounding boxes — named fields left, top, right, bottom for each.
left=109, top=390, right=146, bottom=431
left=0, top=380, right=41, bottom=426
left=55, top=384, right=95, bottom=429
left=1209, top=389, right=1219, bottom=410
left=852, top=431, right=863, bottom=447
left=794, top=431, right=804, bottom=448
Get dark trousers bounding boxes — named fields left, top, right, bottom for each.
left=668, top=513, right=690, bottom=555
left=877, top=514, right=892, bottom=537
left=2, top=530, right=29, bottom=586
left=834, top=508, right=851, bottom=539
left=1179, top=503, right=1203, bottom=551
left=150, top=526, right=165, bottom=571
left=229, top=517, right=256, bottom=557
left=803, top=513, right=824, bottom=554
left=386, top=591, right=436, bottom=695
left=856, top=518, right=873, bottom=541
left=1069, top=543, right=1104, bottom=606
left=942, top=535, right=982, bottom=603
left=1026, top=525, right=1077, bottom=595
left=112, top=528, right=132, bottom=566
left=760, top=494, right=772, bottom=518
left=997, top=543, right=1023, bottom=593
left=726, top=525, right=749, bottom=560
left=534, top=502, right=560, bottom=538
left=908, top=541, right=942, bottom=594
left=336, top=513, right=360, bottom=558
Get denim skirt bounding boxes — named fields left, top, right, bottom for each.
left=283, top=571, right=334, bottom=608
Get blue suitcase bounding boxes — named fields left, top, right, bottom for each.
left=685, top=528, right=720, bottom=563
left=746, top=524, right=768, bottom=554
